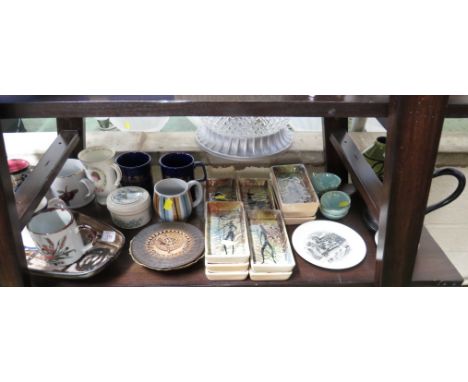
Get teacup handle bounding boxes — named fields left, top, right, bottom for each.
left=194, top=161, right=208, bottom=182
left=80, top=178, right=96, bottom=198
left=187, top=180, right=203, bottom=207
left=426, top=167, right=466, bottom=214
left=75, top=224, right=98, bottom=253
left=48, top=197, right=68, bottom=210
left=111, top=163, right=123, bottom=187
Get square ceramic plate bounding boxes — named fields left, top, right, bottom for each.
left=205, top=201, right=251, bottom=264
left=23, top=212, right=125, bottom=279
left=247, top=210, right=295, bottom=273
left=237, top=178, right=276, bottom=210
left=270, top=164, right=319, bottom=217
left=205, top=178, right=239, bottom=202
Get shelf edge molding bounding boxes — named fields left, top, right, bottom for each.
left=15, top=130, right=80, bottom=229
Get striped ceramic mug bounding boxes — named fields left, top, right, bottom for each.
left=153, top=178, right=203, bottom=222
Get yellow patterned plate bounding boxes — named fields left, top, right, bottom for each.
left=129, top=222, right=204, bottom=271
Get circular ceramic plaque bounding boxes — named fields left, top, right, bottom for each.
left=130, top=223, right=204, bottom=271
left=292, top=221, right=367, bottom=270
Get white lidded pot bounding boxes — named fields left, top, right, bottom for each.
left=106, top=186, right=152, bottom=229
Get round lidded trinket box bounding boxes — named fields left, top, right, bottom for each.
left=106, top=186, right=152, bottom=229
left=8, top=158, right=30, bottom=191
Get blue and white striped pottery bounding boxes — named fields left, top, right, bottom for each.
left=153, top=178, right=203, bottom=222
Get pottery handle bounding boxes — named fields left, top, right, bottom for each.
left=76, top=224, right=99, bottom=252
left=111, top=163, right=123, bottom=187
left=47, top=197, right=68, bottom=210
left=194, top=161, right=208, bottom=182
left=187, top=180, right=203, bottom=208
left=426, top=167, right=466, bottom=214
left=80, top=178, right=96, bottom=198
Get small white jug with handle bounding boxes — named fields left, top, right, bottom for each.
left=78, top=146, right=122, bottom=206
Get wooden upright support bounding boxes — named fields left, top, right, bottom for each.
left=0, top=133, right=29, bottom=286
left=56, top=118, right=85, bottom=158
left=322, top=117, right=348, bottom=182
left=377, top=96, right=449, bottom=286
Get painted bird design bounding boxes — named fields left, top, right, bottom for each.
left=58, top=186, right=79, bottom=205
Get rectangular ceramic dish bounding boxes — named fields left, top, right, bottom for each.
left=205, top=201, right=251, bottom=264
left=205, top=178, right=239, bottom=202
left=270, top=164, right=320, bottom=217
left=247, top=210, right=295, bottom=273
left=283, top=215, right=316, bottom=225
left=270, top=183, right=316, bottom=225
left=205, top=258, right=250, bottom=272
left=249, top=270, right=293, bottom=281
left=205, top=270, right=249, bottom=281
left=237, top=178, right=276, bottom=210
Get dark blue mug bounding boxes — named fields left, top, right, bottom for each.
left=159, top=152, right=207, bottom=183
left=115, top=151, right=153, bottom=195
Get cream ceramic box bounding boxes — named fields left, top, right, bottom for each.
left=205, top=258, right=249, bottom=272
left=249, top=270, right=292, bottom=281
left=205, top=270, right=249, bottom=281
left=106, top=186, right=152, bottom=229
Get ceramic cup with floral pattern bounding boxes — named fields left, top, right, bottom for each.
left=51, top=159, right=96, bottom=209
left=78, top=146, right=122, bottom=205
left=27, top=199, right=97, bottom=267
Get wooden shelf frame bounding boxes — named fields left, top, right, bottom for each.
left=0, top=95, right=463, bottom=287
left=1, top=95, right=468, bottom=118
left=15, top=131, right=80, bottom=229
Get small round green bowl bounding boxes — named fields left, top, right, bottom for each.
left=311, top=172, right=342, bottom=195
left=320, top=191, right=351, bottom=220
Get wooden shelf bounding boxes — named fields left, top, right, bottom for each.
left=0, top=95, right=388, bottom=118
left=1, top=96, right=468, bottom=119
left=0, top=95, right=463, bottom=287
left=29, top=195, right=462, bottom=287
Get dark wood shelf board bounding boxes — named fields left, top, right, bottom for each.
left=0, top=95, right=389, bottom=118
left=1, top=95, right=468, bottom=119
left=29, top=195, right=462, bottom=287
left=15, top=130, right=79, bottom=229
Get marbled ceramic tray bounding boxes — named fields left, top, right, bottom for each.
left=205, top=201, right=250, bottom=264
left=247, top=210, right=295, bottom=273
left=205, top=178, right=239, bottom=202
left=237, top=178, right=276, bottom=210
left=23, top=213, right=125, bottom=279
left=270, top=164, right=319, bottom=217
